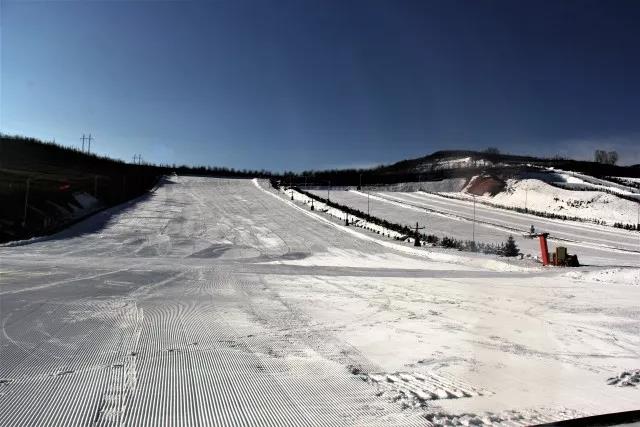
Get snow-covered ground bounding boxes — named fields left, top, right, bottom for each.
left=617, top=177, right=640, bottom=183
left=459, top=178, right=640, bottom=226
left=415, top=157, right=495, bottom=172
left=544, top=168, right=640, bottom=197
left=309, top=188, right=639, bottom=267
left=306, top=178, right=467, bottom=193
left=1, top=176, right=639, bottom=426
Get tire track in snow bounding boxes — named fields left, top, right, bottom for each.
left=0, top=268, right=130, bottom=296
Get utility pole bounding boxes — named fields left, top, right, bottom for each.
left=525, top=188, right=528, bottom=213
left=289, top=175, right=293, bottom=200
left=413, top=222, right=425, bottom=247
left=359, top=173, right=362, bottom=190
left=81, top=134, right=86, bottom=152
left=367, top=190, right=370, bottom=217
left=22, top=178, right=30, bottom=226
left=472, top=194, right=476, bottom=245
left=87, top=134, right=93, bottom=154
left=327, top=180, right=331, bottom=202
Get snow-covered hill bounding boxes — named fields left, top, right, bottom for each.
left=414, top=156, right=495, bottom=172
left=457, top=177, right=638, bottom=227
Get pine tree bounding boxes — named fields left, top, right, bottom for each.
left=503, top=235, right=520, bottom=257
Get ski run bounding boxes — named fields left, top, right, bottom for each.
left=1, top=176, right=639, bottom=426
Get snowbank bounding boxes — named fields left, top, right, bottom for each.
left=564, top=268, right=640, bottom=286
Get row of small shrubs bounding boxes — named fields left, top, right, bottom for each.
left=274, top=180, right=520, bottom=257
left=604, top=176, right=640, bottom=190
left=440, top=236, right=520, bottom=256
left=613, top=222, right=639, bottom=231
left=549, top=181, right=640, bottom=205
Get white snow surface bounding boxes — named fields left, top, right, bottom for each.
left=415, top=157, right=494, bottom=172
left=563, top=267, right=640, bottom=286
left=466, top=178, right=639, bottom=226
left=546, top=168, right=640, bottom=196
left=309, top=187, right=639, bottom=267
left=615, top=177, right=640, bottom=184
left=307, top=178, right=467, bottom=193
left=1, top=176, right=639, bottom=426
left=72, top=191, right=99, bottom=210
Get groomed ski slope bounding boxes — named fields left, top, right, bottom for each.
left=308, top=189, right=640, bottom=267
left=1, top=176, right=639, bottom=426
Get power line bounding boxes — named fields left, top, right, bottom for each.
left=80, top=133, right=94, bottom=153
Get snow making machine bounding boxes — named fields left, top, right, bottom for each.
left=523, top=231, right=579, bottom=267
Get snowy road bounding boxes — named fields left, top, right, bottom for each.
left=310, top=189, right=640, bottom=267
left=1, top=177, right=639, bottom=426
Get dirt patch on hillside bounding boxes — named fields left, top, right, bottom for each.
left=466, top=175, right=506, bottom=196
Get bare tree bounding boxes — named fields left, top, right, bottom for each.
left=594, top=150, right=619, bottom=165
left=594, top=149, right=608, bottom=163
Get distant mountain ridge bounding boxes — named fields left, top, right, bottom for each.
left=376, top=150, right=640, bottom=178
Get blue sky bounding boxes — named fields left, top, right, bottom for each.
left=2, top=0, right=639, bottom=170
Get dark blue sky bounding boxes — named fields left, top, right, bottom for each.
left=2, top=0, right=639, bottom=170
